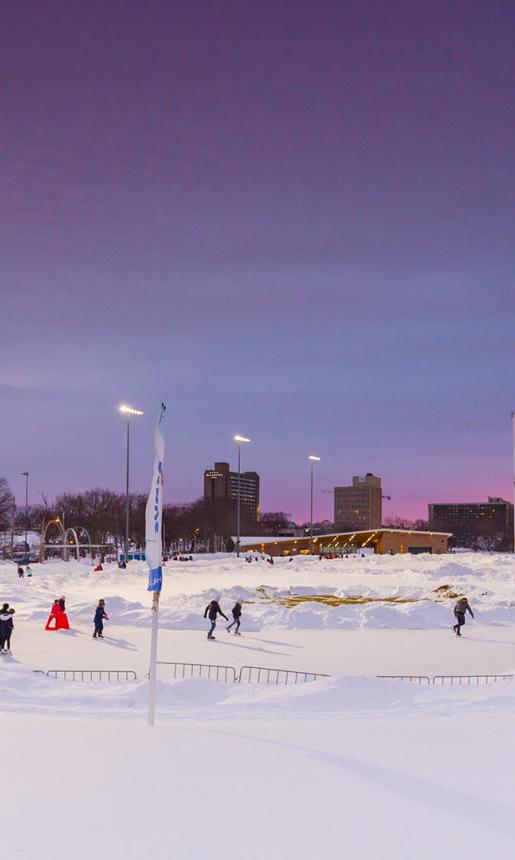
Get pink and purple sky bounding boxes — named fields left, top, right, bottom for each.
left=1, top=0, right=514, bottom=522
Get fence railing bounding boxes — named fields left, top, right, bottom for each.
left=238, top=665, right=329, bottom=685
left=154, top=662, right=237, bottom=683
left=377, top=675, right=431, bottom=684
left=44, top=666, right=515, bottom=689
left=379, top=673, right=514, bottom=686
left=46, top=669, right=137, bottom=682
left=432, top=673, right=513, bottom=686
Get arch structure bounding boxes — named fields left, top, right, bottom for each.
left=40, top=519, right=93, bottom=562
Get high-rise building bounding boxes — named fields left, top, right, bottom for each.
left=203, top=461, right=260, bottom=535
left=428, top=497, right=514, bottom=550
left=334, top=473, right=382, bottom=530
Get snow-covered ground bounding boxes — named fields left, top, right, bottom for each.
left=2, top=552, right=515, bottom=858
left=4, top=550, right=515, bottom=632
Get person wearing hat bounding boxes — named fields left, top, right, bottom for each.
left=226, top=601, right=243, bottom=635
left=453, top=596, right=474, bottom=637
left=93, top=599, right=109, bottom=639
left=0, top=603, right=15, bottom=655
left=203, top=597, right=228, bottom=640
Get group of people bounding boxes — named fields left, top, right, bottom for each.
left=17, top=565, right=33, bottom=578
left=204, top=599, right=242, bottom=639
left=2, top=574, right=477, bottom=655
left=201, top=596, right=475, bottom=641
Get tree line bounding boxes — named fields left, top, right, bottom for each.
left=0, top=478, right=291, bottom=549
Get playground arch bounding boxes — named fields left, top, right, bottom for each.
left=39, top=519, right=99, bottom=562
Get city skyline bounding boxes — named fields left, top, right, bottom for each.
left=1, top=1, right=514, bottom=522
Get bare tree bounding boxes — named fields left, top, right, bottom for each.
left=0, top=478, right=15, bottom=532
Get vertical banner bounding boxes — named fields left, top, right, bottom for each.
left=146, top=403, right=166, bottom=592
left=146, top=403, right=167, bottom=726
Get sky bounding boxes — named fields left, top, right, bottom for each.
left=1, top=0, right=514, bottom=523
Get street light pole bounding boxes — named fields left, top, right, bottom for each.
left=119, top=405, right=144, bottom=563
left=21, top=472, right=29, bottom=563
left=308, top=455, right=321, bottom=545
left=234, top=435, right=250, bottom=558
left=511, top=412, right=515, bottom=553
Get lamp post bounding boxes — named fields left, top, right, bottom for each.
left=21, top=472, right=29, bottom=563
left=234, top=435, right=250, bottom=557
left=511, top=412, right=515, bottom=553
left=308, top=455, right=321, bottom=545
left=119, top=404, right=144, bottom=564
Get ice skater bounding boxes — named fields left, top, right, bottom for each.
left=226, top=601, right=242, bottom=635
left=93, top=599, right=109, bottom=639
left=453, top=596, right=474, bottom=637
left=0, top=603, right=15, bottom=655
left=204, top=598, right=228, bottom=640
left=17, top=566, right=24, bottom=578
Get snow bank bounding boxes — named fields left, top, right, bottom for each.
left=2, top=551, right=515, bottom=632
left=2, top=660, right=515, bottom=722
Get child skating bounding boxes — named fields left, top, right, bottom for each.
left=226, top=601, right=242, bottom=635
left=93, top=599, right=109, bottom=639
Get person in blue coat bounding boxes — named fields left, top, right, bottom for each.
left=93, top=600, right=108, bottom=639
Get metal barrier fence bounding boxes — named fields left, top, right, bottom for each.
left=44, top=665, right=514, bottom=689
left=377, top=675, right=431, bottom=684
left=154, top=662, right=237, bottom=683
left=379, top=673, right=514, bottom=686
left=238, top=665, right=329, bottom=685
left=432, top=673, right=514, bottom=686
left=46, top=669, right=137, bottom=682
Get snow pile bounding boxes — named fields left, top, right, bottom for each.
left=2, top=551, right=515, bottom=631
left=2, top=660, right=515, bottom=722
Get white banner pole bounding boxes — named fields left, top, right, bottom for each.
left=145, top=402, right=167, bottom=728
left=148, top=590, right=160, bottom=726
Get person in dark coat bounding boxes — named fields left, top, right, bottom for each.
left=453, top=597, right=474, bottom=637
left=58, top=595, right=66, bottom=612
left=226, top=601, right=242, bottom=635
left=0, top=604, right=15, bottom=654
left=93, top=600, right=109, bottom=639
left=17, top=566, right=24, bottom=578
left=203, top=599, right=228, bottom=640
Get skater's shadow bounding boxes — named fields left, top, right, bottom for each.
left=247, top=636, right=303, bottom=649
left=102, top=637, right=138, bottom=651
left=214, top=640, right=287, bottom=657
left=466, top=636, right=515, bottom=647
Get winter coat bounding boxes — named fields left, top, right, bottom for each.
left=232, top=603, right=242, bottom=619
left=94, top=606, right=108, bottom=624
left=0, top=611, right=14, bottom=635
left=58, top=599, right=66, bottom=612
left=454, top=598, right=473, bottom=618
left=204, top=601, right=227, bottom=621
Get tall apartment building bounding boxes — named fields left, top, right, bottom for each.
left=203, top=461, right=260, bottom=535
left=428, top=497, right=514, bottom=551
left=334, top=473, right=382, bottom=531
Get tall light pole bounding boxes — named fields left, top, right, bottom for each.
left=234, top=435, right=250, bottom=557
left=21, top=472, right=29, bottom=563
left=511, top=412, right=515, bottom=553
left=119, top=405, right=144, bottom=563
left=309, top=455, right=321, bottom=545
